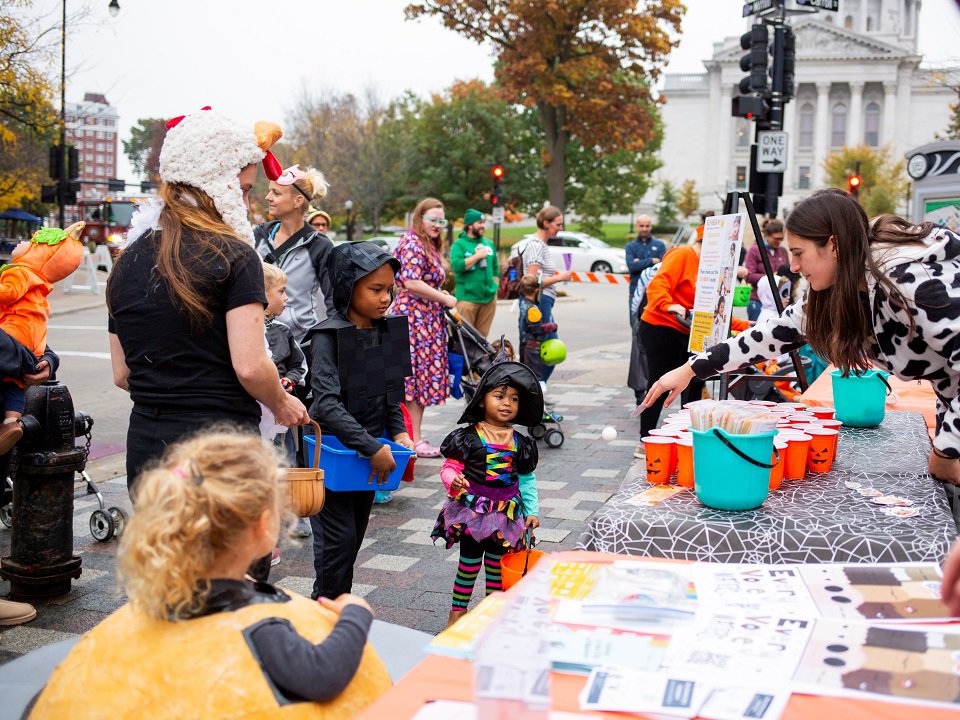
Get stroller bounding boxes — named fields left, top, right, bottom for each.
left=445, top=310, right=564, bottom=448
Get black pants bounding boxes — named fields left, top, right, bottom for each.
left=125, top=404, right=259, bottom=496
left=309, top=489, right=375, bottom=599
left=638, top=321, right=704, bottom=437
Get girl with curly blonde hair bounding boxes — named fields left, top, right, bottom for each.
left=30, top=428, right=391, bottom=718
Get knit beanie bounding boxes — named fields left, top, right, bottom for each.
left=463, top=209, right=484, bottom=226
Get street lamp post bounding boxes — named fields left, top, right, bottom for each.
left=345, top=200, right=354, bottom=243
left=57, top=1, right=119, bottom=227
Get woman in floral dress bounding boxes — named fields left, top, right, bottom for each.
left=389, top=197, right=457, bottom=457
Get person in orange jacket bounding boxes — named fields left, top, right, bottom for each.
left=635, top=234, right=750, bottom=454
left=0, top=221, right=84, bottom=452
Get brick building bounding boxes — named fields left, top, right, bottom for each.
left=64, top=93, right=120, bottom=202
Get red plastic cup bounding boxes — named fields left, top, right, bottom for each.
left=649, top=428, right=680, bottom=438
left=805, top=427, right=839, bottom=464
left=676, top=436, right=694, bottom=489
left=819, top=419, right=842, bottom=430
left=642, top=436, right=676, bottom=484
left=769, top=440, right=788, bottom=490
left=810, top=406, right=836, bottom=421
left=783, top=433, right=812, bottom=480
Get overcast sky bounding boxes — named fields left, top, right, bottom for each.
left=26, top=0, right=960, bottom=182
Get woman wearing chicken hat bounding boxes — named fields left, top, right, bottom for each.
left=107, top=108, right=310, bottom=499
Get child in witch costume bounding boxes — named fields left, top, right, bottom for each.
left=303, top=241, right=414, bottom=600
left=432, top=361, right=542, bottom=628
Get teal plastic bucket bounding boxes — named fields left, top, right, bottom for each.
left=830, top=369, right=891, bottom=427
left=691, top=428, right=776, bottom=511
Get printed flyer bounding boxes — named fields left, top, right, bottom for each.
left=689, top=212, right=746, bottom=353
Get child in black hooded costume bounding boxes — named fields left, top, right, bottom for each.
left=303, top=241, right=413, bottom=600
left=431, top=361, right=543, bottom=627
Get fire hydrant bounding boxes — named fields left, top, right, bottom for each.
left=1, top=380, right=93, bottom=599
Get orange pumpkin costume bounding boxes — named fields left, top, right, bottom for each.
left=0, top=222, right=85, bottom=361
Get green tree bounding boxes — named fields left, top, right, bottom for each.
left=821, top=145, right=907, bottom=216
left=122, top=118, right=166, bottom=181
left=405, top=0, right=684, bottom=210
left=656, top=180, right=679, bottom=226
left=0, top=0, right=58, bottom=209
left=677, top=179, right=699, bottom=219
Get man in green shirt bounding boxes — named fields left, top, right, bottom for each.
left=451, top=208, right=499, bottom=337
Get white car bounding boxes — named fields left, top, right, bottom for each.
left=511, top=230, right=628, bottom=274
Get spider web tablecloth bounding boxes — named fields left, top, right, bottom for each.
left=577, top=412, right=956, bottom=564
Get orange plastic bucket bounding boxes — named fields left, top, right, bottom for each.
left=501, top=548, right=547, bottom=590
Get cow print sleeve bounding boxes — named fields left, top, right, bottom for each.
left=690, top=302, right=807, bottom=379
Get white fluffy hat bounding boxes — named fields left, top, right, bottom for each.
left=158, top=108, right=282, bottom=244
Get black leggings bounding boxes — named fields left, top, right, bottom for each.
left=638, top=320, right=704, bottom=437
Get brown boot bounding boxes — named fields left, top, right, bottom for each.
left=0, top=597, right=37, bottom=625
left=0, top=422, right=22, bottom=456
left=445, top=608, right=466, bottom=629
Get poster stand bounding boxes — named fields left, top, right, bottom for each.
left=717, top=191, right=808, bottom=400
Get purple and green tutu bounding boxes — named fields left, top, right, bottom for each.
left=431, top=490, right=527, bottom=550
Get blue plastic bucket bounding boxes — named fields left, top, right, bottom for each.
left=302, top=436, right=414, bottom=492
left=691, top=428, right=776, bottom=511
left=830, top=369, right=891, bottom=427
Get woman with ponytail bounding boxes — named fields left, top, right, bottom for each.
left=30, top=430, right=391, bottom=719
left=107, top=110, right=309, bottom=497
left=643, top=188, right=960, bottom=487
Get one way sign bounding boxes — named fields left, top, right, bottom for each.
left=756, top=131, right=789, bottom=173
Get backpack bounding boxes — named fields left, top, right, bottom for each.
left=497, top=248, right=525, bottom=300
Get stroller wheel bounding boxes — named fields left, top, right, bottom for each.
left=108, top=507, right=128, bottom=536
left=544, top=429, right=564, bottom=448
left=0, top=502, right=10, bottom=528
left=90, top=509, right=115, bottom=542
left=529, top=424, right=547, bottom=440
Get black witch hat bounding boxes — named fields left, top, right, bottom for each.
left=457, top=361, right=545, bottom=427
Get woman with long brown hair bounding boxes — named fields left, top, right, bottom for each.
left=388, top=197, right=457, bottom=458
left=108, top=110, right=309, bottom=497
left=643, top=187, right=960, bottom=485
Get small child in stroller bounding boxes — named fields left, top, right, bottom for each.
left=518, top=275, right=564, bottom=448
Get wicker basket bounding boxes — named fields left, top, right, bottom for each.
left=286, top=420, right=325, bottom=517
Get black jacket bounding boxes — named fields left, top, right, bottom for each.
left=304, top=242, right=410, bottom=457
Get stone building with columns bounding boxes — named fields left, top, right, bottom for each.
left=654, top=0, right=954, bottom=215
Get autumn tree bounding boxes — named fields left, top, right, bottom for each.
left=677, top=179, right=699, bottom=220
left=122, top=118, right=167, bottom=182
left=405, top=0, right=684, bottom=211
left=0, top=1, right=58, bottom=209
left=822, top=145, right=907, bottom=217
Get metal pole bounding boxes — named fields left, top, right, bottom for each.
left=58, top=0, right=66, bottom=228
left=764, top=4, right=786, bottom=219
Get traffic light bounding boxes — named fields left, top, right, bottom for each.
left=140, top=180, right=158, bottom=193
left=492, top=164, right=504, bottom=183
left=48, top=145, right=63, bottom=181
left=108, top=178, right=126, bottom=193
left=41, top=185, right=57, bottom=204
left=731, top=95, right=769, bottom=121
left=67, top=146, right=80, bottom=180
left=65, top=181, right=79, bottom=205
left=780, top=26, right=796, bottom=102
left=739, top=24, right=769, bottom=96
left=848, top=173, right=862, bottom=197
left=491, top=185, right=504, bottom=208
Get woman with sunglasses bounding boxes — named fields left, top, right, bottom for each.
left=254, top=165, right=335, bottom=344
left=389, top=197, right=458, bottom=458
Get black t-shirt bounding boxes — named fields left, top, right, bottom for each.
left=107, top=230, right=266, bottom=418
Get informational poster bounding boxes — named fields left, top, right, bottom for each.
left=689, top=213, right=746, bottom=353
left=923, top=198, right=960, bottom=232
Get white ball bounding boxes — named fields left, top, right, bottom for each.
left=601, top=426, right=618, bottom=441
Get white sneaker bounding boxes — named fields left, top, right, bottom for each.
left=0, top=597, right=36, bottom=625
left=633, top=443, right=646, bottom=460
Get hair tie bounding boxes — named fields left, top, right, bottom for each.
left=173, top=460, right=204, bottom=485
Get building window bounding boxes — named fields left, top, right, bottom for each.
left=798, top=165, right=811, bottom=190
left=96, top=154, right=104, bottom=164
left=735, top=165, right=747, bottom=189
left=830, top=103, right=847, bottom=148
left=864, top=102, right=881, bottom=146
left=735, top=118, right=751, bottom=147
left=96, top=142, right=104, bottom=151
left=844, top=15, right=854, bottom=30
left=798, top=103, right=814, bottom=148
left=868, top=0, right=881, bottom=31
left=825, top=14, right=833, bottom=24
left=97, top=131, right=104, bottom=139
left=96, top=166, right=106, bottom=176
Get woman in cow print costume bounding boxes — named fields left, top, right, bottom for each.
left=643, top=188, right=960, bottom=486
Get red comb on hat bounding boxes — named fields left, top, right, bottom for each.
left=263, top=152, right=282, bottom=181
left=165, top=106, right=212, bottom=129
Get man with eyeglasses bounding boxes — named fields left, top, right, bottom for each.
left=450, top=208, right=499, bottom=337
left=744, top=219, right=788, bottom=322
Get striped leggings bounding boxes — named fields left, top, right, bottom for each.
left=451, top=534, right=505, bottom=610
